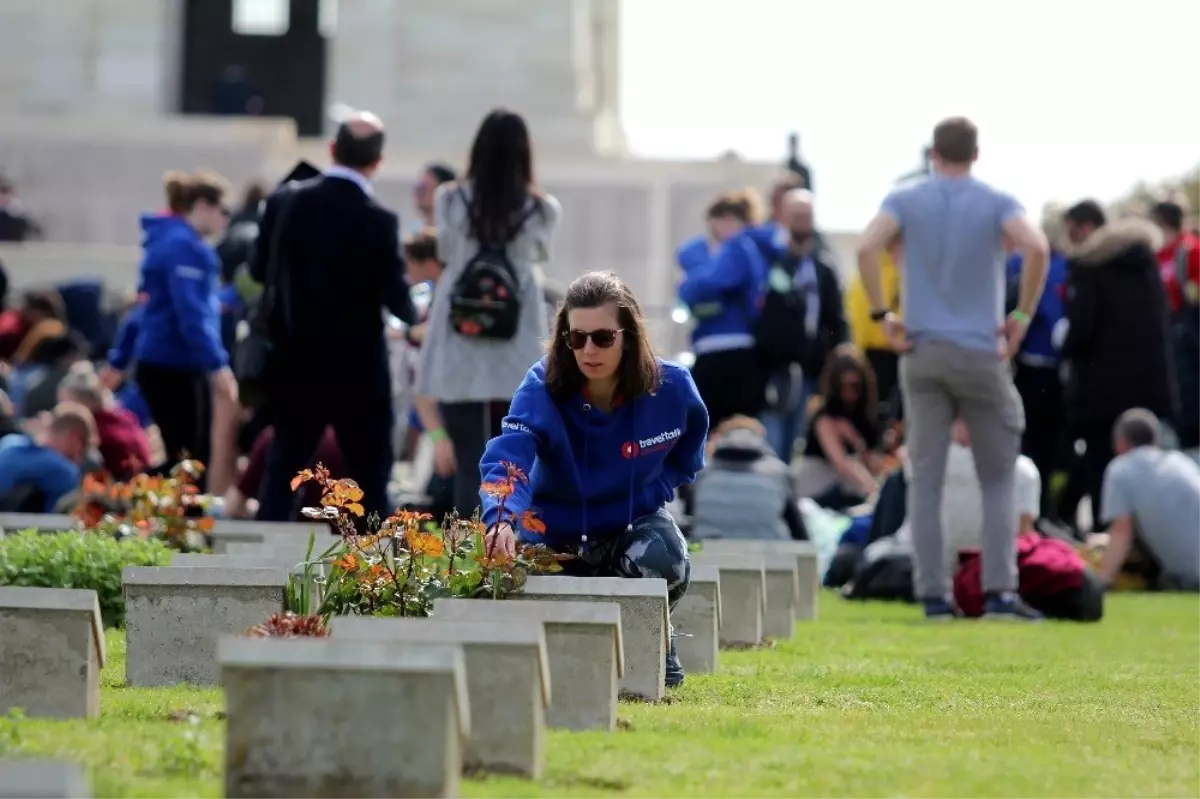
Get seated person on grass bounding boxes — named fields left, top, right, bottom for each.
left=479, top=271, right=708, bottom=688
left=57, top=361, right=151, bottom=481
left=0, top=401, right=95, bottom=512
left=793, top=345, right=889, bottom=510
left=689, top=414, right=806, bottom=541
left=1091, top=409, right=1200, bottom=591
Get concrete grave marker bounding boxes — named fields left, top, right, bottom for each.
left=671, top=565, right=721, bottom=673
left=333, top=616, right=549, bottom=778
left=699, top=539, right=819, bottom=620
left=0, top=587, right=105, bottom=719
left=0, top=513, right=74, bottom=533
left=122, top=567, right=286, bottom=686
left=0, top=760, right=91, bottom=798
left=221, top=637, right=468, bottom=798
left=211, top=520, right=324, bottom=554
left=518, top=576, right=669, bottom=701
left=687, top=554, right=767, bottom=647
left=432, top=598, right=623, bottom=731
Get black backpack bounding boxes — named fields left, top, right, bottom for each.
left=449, top=189, right=538, bottom=341
left=754, top=256, right=810, bottom=373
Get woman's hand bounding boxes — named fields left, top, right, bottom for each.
left=484, top=522, right=516, bottom=559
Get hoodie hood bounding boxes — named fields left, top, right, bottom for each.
left=1067, top=218, right=1163, bottom=268
left=140, top=213, right=192, bottom=247
left=711, top=427, right=775, bottom=463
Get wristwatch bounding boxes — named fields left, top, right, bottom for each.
left=870, top=309, right=890, bottom=322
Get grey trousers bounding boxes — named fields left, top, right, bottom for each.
left=900, top=340, right=1025, bottom=598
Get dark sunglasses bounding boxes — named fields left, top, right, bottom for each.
left=564, top=328, right=624, bottom=350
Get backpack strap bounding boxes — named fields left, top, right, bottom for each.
left=458, top=186, right=540, bottom=249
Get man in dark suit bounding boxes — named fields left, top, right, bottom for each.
left=251, top=111, right=416, bottom=521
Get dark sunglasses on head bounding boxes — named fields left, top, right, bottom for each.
left=564, top=328, right=624, bottom=350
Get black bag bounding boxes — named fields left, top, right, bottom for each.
left=234, top=187, right=297, bottom=409
left=449, top=189, right=536, bottom=341
left=755, top=257, right=810, bottom=373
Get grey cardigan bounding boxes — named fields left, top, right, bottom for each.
left=416, top=181, right=562, bottom=403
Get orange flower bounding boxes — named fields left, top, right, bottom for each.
left=481, top=481, right=513, bottom=499
left=81, top=474, right=110, bottom=495
left=333, top=552, right=359, bottom=572
left=367, top=563, right=386, bottom=579
left=394, top=509, right=433, bottom=526
left=503, top=461, right=529, bottom=485
left=475, top=551, right=513, bottom=570
left=405, top=531, right=445, bottom=558
left=519, top=510, right=546, bottom=535
left=291, top=469, right=316, bottom=492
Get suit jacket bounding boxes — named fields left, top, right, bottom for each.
left=251, top=174, right=416, bottom=403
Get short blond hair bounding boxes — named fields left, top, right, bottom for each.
left=50, top=401, right=97, bottom=448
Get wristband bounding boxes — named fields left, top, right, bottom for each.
left=1009, top=310, right=1030, bottom=325
left=428, top=427, right=449, bottom=443
left=869, top=309, right=890, bottom=322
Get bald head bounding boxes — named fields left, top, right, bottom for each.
left=782, top=188, right=815, bottom=246
left=331, top=111, right=385, bottom=173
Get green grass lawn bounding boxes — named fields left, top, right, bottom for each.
left=5, top=593, right=1198, bottom=798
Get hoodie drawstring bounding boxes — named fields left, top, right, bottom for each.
left=580, top=402, right=591, bottom=557
left=626, top=401, right=637, bottom=534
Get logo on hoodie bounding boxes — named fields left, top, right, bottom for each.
left=622, top=427, right=681, bottom=459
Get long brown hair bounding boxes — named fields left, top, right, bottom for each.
left=544, top=271, right=661, bottom=401
left=811, top=343, right=878, bottom=421
left=464, top=108, right=543, bottom=246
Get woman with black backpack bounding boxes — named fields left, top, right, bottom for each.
left=414, top=108, right=562, bottom=518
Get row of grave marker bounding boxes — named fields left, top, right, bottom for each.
left=0, top=519, right=817, bottom=798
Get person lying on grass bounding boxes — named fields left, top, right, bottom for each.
left=479, top=270, right=708, bottom=688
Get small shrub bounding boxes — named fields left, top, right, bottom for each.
left=245, top=611, right=329, bottom=638
left=0, top=530, right=172, bottom=626
left=285, top=463, right=569, bottom=621
left=72, top=460, right=214, bottom=552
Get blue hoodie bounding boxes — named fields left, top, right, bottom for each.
left=676, top=228, right=771, bottom=352
left=107, top=304, right=143, bottom=371
left=479, top=359, right=709, bottom=551
left=133, top=215, right=227, bottom=372
left=1007, top=250, right=1069, bottom=364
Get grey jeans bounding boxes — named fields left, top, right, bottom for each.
left=901, top=340, right=1025, bottom=598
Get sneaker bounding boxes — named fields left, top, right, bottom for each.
left=923, top=596, right=963, bottom=621
left=665, top=635, right=685, bottom=688
left=983, top=592, right=1044, bottom=621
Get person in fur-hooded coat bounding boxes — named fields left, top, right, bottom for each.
left=1059, top=202, right=1178, bottom=523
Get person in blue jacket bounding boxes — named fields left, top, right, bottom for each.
left=480, top=270, right=708, bottom=688
left=132, top=171, right=235, bottom=473
left=676, top=189, right=769, bottom=430
left=1007, top=238, right=1070, bottom=518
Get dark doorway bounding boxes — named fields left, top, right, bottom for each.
left=180, top=0, right=328, bottom=136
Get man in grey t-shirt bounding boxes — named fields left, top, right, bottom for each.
left=1096, top=409, right=1200, bottom=590
left=856, top=117, right=1050, bottom=620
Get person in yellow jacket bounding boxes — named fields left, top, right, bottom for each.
left=845, top=247, right=903, bottom=421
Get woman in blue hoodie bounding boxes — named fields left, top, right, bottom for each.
left=133, top=171, right=234, bottom=472
left=480, top=270, right=708, bottom=687
left=676, top=189, right=769, bottom=430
